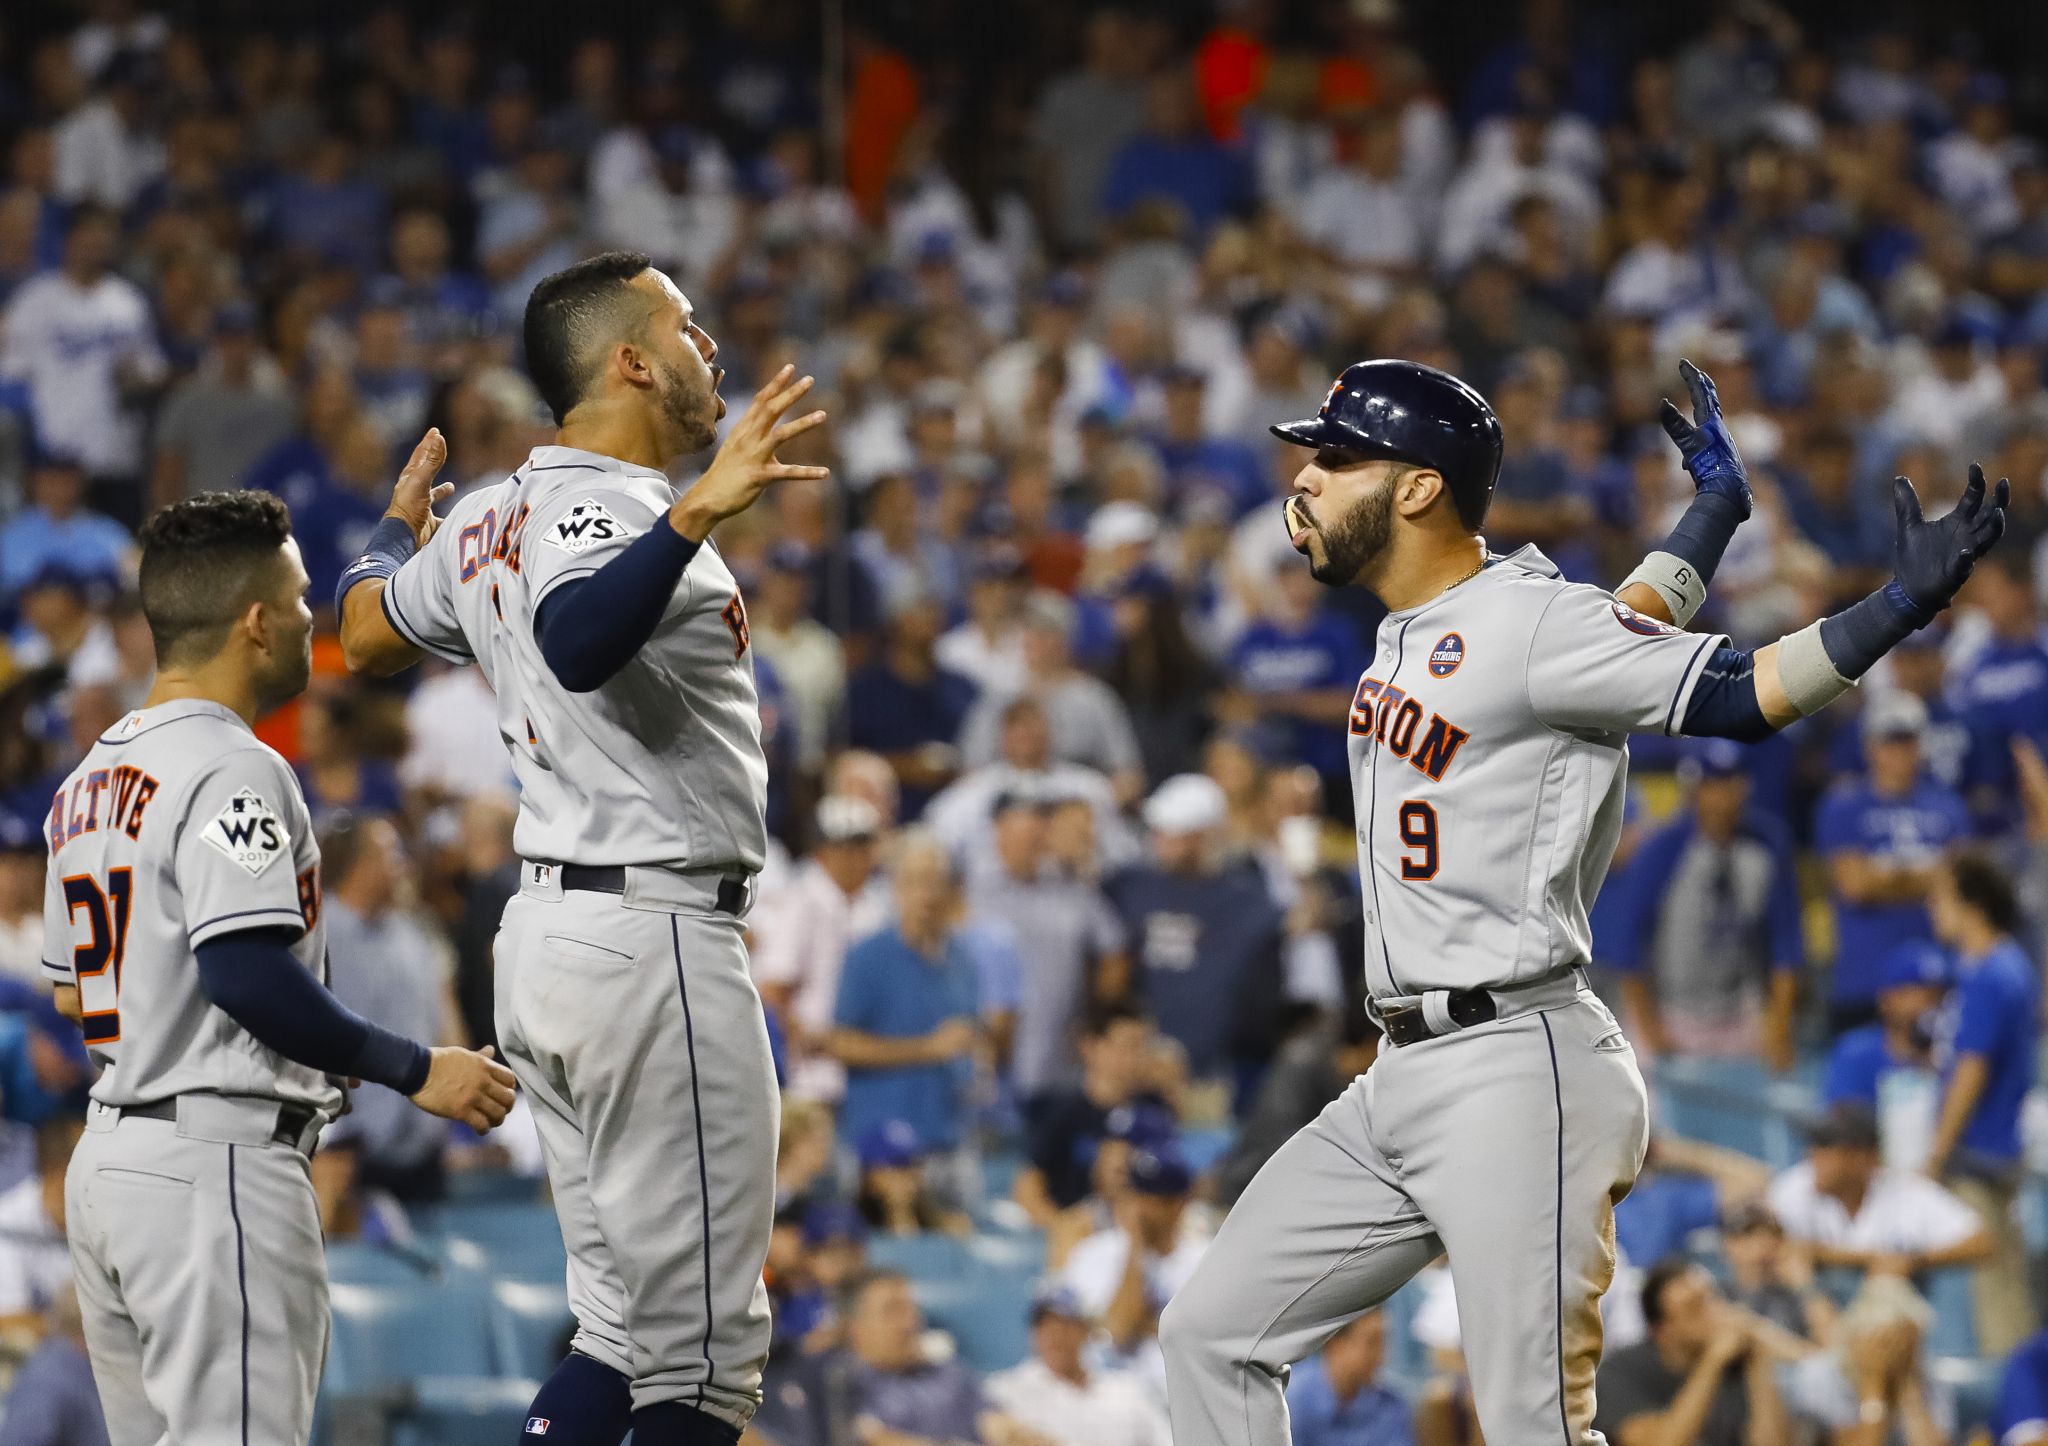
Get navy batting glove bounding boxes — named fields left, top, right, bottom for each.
left=1658, top=359, right=1753, bottom=517
left=1887, top=463, right=2009, bottom=623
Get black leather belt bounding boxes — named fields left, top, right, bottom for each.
left=1377, top=989, right=1498, bottom=1047
left=122, top=1098, right=319, bottom=1149
left=551, top=863, right=748, bottom=915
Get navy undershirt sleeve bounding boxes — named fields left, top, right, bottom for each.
left=1678, top=646, right=1774, bottom=742
left=1656, top=492, right=1747, bottom=587
left=195, top=927, right=432, bottom=1094
left=534, top=521, right=702, bottom=693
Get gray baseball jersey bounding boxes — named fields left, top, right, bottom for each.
left=42, top=698, right=340, bottom=1115
left=1346, top=545, right=1725, bottom=998
left=382, top=443, right=768, bottom=871
left=47, top=699, right=339, bottom=1445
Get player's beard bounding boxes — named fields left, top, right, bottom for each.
left=255, top=618, right=313, bottom=716
left=656, top=356, right=720, bottom=456
left=1307, top=474, right=1395, bottom=587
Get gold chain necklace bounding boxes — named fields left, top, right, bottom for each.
left=1437, top=556, right=1485, bottom=598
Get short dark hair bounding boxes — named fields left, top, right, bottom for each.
left=523, top=250, right=654, bottom=424
left=1641, top=1257, right=1700, bottom=1330
left=840, top=1267, right=908, bottom=1319
left=1949, top=851, right=2021, bottom=936
left=317, top=811, right=374, bottom=885
left=137, top=491, right=295, bottom=666
left=1081, top=999, right=1148, bottom=1038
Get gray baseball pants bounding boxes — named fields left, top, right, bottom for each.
left=67, top=1095, right=329, bottom=1446
left=496, top=868, right=777, bottom=1428
left=1162, top=989, right=1649, bottom=1446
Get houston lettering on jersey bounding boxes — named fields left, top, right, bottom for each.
left=457, top=501, right=532, bottom=583
left=50, top=765, right=161, bottom=849
left=1348, top=677, right=1470, bottom=781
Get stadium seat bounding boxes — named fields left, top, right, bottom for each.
left=915, top=1275, right=1032, bottom=1372
left=443, top=1166, right=548, bottom=1206
left=387, top=1377, right=545, bottom=1446
left=325, top=1239, right=440, bottom=1287
left=867, top=1231, right=973, bottom=1279
left=419, top=1201, right=569, bottom=1282
left=326, top=1274, right=500, bottom=1395
left=491, top=1277, right=578, bottom=1380
left=1921, top=1268, right=1979, bottom=1359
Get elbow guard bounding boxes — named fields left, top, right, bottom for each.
left=1679, top=647, right=1775, bottom=742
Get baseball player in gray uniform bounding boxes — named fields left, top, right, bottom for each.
left=1158, top=358, right=2009, bottom=1445
left=45, top=491, right=513, bottom=1446
left=336, top=251, right=828, bottom=1446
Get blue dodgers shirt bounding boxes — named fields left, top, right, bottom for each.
left=833, top=925, right=979, bottom=1150
left=1286, top=1354, right=1416, bottom=1446
left=1814, top=778, right=1969, bottom=1006
left=1230, top=611, right=1369, bottom=780
left=1955, top=635, right=2048, bottom=812
left=1996, top=1329, right=2048, bottom=1445
left=1937, top=937, right=2041, bottom=1169
left=1823, top=1024, right=1912, bottom=1109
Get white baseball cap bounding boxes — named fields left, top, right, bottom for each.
left=815, top=795, right=883, bottom=843
left=1085, top=501, right=1160, bottom=553
left=1143, top=774, right=1228, bottom=835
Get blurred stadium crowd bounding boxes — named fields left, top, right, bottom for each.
left=2, top=0, right=2048, bottom=1442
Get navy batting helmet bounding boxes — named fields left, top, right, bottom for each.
left=1271, top=360, right=1505, bottom=530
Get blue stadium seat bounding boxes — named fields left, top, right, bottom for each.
left=1180, top=1126, right=1232, bottom=1174
left=1932, top=1354, right=2001, bottom=1435
left=388, top=1378, right=545, bottom=1446
left=443, top=1166, right=548, bottom=1207
left=326, top=1273, right=499, bottom=1395
left=915, top=1275, right=1032, bottom=1372
left=419, top=1202, right=569, bottom=1282
left=980, top=1150, right=1024, bottom=1204
left=868, top=1231, right=973, bottom=1280
left=1921, top=1268, right=1979, bottom=1358
left=965, top=1230, right=1046, bottom=1277
left=326, top=1239, right=440, bottom=1287
left=491, top=1277, right=577, bottom=1379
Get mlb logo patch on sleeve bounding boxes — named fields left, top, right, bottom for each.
left=525, top=1419, right=551, bottom=1436
left=544, top=499, right=632, bottom=554
left=202, top=788, right=289, bottom=876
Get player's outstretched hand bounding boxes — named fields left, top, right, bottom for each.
left=411, top=1043, right=518, bottom=1133
left=386, top=428, right=456, bottom=546
left=1657, top=359, right=1753, bottom=517
left=672, top=363, right=830, bottom=541
left=1890, top=463, right=2008, bottom=620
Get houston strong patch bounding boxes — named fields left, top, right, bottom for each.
left=202, top=788, right=289, bottom=876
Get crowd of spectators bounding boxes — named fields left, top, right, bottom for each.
left=1, top=1, right=2048, bottom=1442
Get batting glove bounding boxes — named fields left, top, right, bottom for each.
left=1658, top=359, right=1753, bottom=517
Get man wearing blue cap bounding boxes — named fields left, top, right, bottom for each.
left=1608, top=738, right=1803, bottom=1070
left=1815, top=690, right=1969, bottom=1033
left=988, top=1280, right=1172, bottom=1446
left=1062, top=1146, right=1209, bottom=1370
left=0, top=450, right=132, bottom=603
left=1820, top=940, right=1951, bottom=1128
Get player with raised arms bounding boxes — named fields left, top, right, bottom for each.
left=1159, top=358, right=2006, bottom=1446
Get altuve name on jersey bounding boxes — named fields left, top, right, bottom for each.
left=49, top=766, right=162, bottom=850
left=1347, top=678, right=1470, bottom=781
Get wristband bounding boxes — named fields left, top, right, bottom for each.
left=335, top=515, right=420, bottom=616
left=1776, top=620, right=1855, bottom=716
left=1621, top=552, right=1709, bottom=627
left=1817, top=580, right=1927, bottom=683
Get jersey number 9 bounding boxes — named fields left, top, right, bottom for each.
left=63, top=868, right=133, bottom=1044
left=1397, top=801, right=1439, bottom=881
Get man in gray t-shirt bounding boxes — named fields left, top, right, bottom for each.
left=966, top=791, right=1127, bottom=1101
left=148, top=307, right=296, bottom=505
left=1594, top=1262, right=1789, bottom=1446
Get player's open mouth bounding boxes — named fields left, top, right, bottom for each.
left=713, top=368, right=727, bottom=417
left=1285, top=494, right=1314, bottom=551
